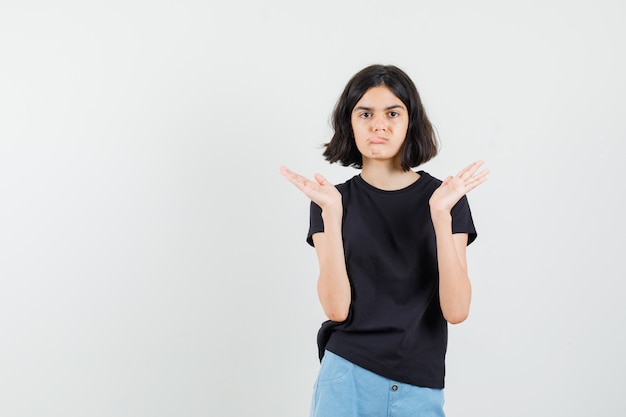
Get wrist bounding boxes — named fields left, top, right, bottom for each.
left=322, top=205, right=343, bottom=225
left=430, top=210, right=452, bottom=231
left=430, top=208, right=451, bottom=222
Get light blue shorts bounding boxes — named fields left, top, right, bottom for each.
left=310, top=350, right=445, bottom=417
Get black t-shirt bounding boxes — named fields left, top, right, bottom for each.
left=306, top=171, right=476, bottom=389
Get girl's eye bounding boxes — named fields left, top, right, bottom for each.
left=359, top=112, right=371, bottom=118
left=388, top=111, right=399, bottom=117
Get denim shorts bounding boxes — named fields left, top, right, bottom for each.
left=310, top=350, right=445, bottom=417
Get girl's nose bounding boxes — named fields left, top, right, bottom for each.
left=372, top=115, right=387, bottom=131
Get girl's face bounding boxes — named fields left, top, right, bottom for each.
left=351, top=85, right=409, bottom=167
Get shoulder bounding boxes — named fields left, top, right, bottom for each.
left=334, top=174, right=359, bottom=194
left=417, top=170, right=440, bottom=186
left=413, top=171, right=441, bottom=196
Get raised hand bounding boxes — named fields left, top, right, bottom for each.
left=429, top=161, right=489, bottom=214
left=279, top=166, right=343, bottom=214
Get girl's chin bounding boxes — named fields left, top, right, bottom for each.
left=362, top=155, right=401, bottom=165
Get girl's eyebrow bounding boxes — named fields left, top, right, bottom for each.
left=353, top=104, right=405, bottom=111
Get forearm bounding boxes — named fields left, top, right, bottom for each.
left=432, top=212, right=471, bottom=324
left=314, top=210, right=351, bottom=322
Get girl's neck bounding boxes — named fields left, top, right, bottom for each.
left=360, top=160, right=420, bottom=191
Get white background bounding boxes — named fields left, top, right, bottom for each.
left=1, top=1, right=625, bottom=416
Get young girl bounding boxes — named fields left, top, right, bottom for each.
left=280, top=65, right=488, bottom=417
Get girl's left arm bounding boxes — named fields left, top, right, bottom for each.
left=431, top=214, right=471, bottom=324
left=429, top=161, right=489, bottom=324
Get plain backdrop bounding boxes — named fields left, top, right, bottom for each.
left=1, top=1, right=625, bottom=416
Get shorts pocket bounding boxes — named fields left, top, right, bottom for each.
left=316, top=350, right=353, bottom=386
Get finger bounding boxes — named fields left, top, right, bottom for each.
left=279, top=165, right=296, bottom=178
left=462, top=160, right=484, bottom=178
left=473, top=168, right=490, bottom=180
left=464, top=171, right=489, bottom=191
left=314, top=173, right=330, bottom=186
left=279, top=166, right=312, bottom=189
left=467, top=168, right=489, bottom=183
left=456, top=160, right=484, bottom=178
left=461, top=168, right=489, bottom=189
left=280, top=166, right=306, bottom=183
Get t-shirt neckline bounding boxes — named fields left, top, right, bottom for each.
left=355, top=170, right=429, bottom=194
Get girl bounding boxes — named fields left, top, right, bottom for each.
left=280, top=64, right=488, bottom=417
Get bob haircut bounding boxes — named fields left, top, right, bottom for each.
left=323, top=65, right=438, bottom=171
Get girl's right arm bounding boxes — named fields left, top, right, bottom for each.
left=312, top=208, right=351, bottom=322
left=280, top=166, right=352, bottom=322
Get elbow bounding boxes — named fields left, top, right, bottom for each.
left=444, top=309, right=469, bottom=325
left=317, top=274, right=351, bottom=323
left=440, top=277, right=472, bottom=325
left=324, top=306, right=349, bottom=322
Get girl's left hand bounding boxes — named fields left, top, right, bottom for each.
left=279, top=165, right=343, bottom=214
left=429, top=160, right=489, bottom=214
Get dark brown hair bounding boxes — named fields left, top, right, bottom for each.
left=323, top=65, right=438, bottom=171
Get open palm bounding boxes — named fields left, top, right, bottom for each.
left=279, top=166, right=342, bottom=212
left=429, top=161, right=489, bottom=213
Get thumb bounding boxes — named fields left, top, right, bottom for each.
left=441, top=176, right=453, bottom=187
left=314, top=173, right=329, bottom=185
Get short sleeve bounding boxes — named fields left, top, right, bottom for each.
left=451, top=195, right=477, bottom=245
left=306, top=201, right=324, bottom=247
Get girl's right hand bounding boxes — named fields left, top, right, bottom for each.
left=279, top=166, right=342, bottom=215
